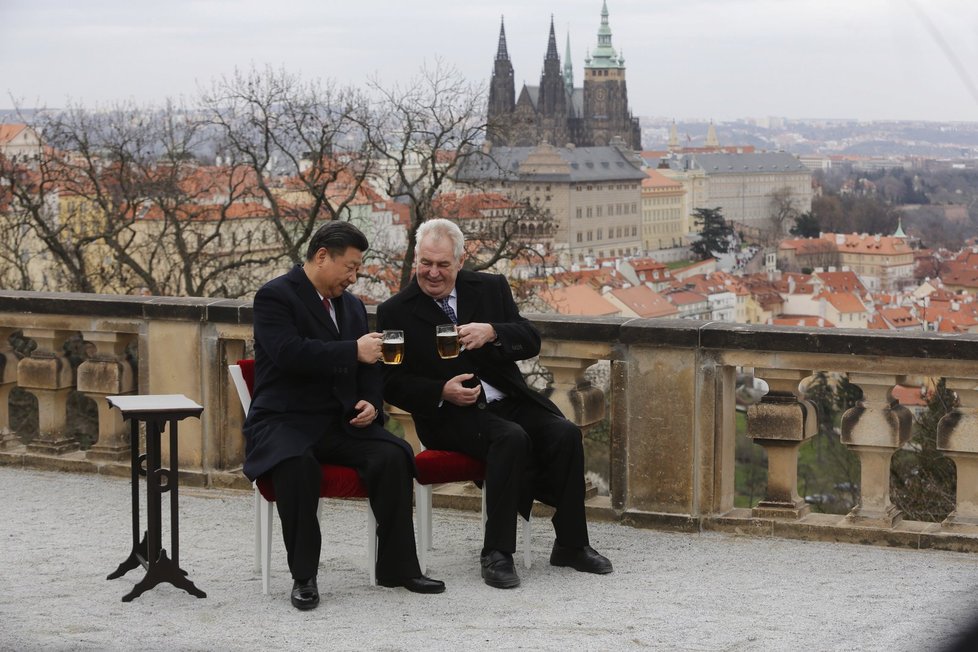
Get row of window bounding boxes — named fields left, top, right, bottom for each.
left=644, top=196, right=681, bottom=206
left=575, top=225, right=639, bottom=242
left=575, top=203, right=638, bottom=218
left=644, top=209, right=683, bottom=221
left=643, top=223, right=682, bottom=234
left=574, top=247, right=639, bottom=263
left=573, top=183, right=638, bottom=191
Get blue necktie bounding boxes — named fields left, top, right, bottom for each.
left=437, top=297, right=458, bottom=324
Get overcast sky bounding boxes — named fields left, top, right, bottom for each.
left=2, top=0, right=977, bottom=123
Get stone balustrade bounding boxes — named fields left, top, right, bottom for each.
left=4, top=290, right=978, bottom=552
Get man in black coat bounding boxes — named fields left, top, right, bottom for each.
left=243, top=221, right=444, bottom=610
left=377, top=219, right=612, bottom=589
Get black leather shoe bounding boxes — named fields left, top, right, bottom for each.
left=290, top=577, right=319, bottom=610
left=549, top=543, right=613, bottom=574
left=480, top=550, right=520, bottom=588
left=378, top=575, right=446, bottom=594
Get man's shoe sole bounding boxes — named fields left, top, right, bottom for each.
left=291, top=597, right=319, bottom=610
left=481, top=568, right=521, bottom=589
left=550, top=555, right=614, bottom=574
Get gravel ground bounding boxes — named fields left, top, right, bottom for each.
left=2, top=466, right=978, bottom=651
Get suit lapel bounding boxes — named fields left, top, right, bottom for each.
left=288, top=265, right=339, bottom=337
left=408, top=279, right=453, bottom=326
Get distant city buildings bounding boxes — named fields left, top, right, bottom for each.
left=455, top=141, right=646, bottom=266
left=778, top=232, right=914, bottom=292
left=655, top=151, right=813, bottom=237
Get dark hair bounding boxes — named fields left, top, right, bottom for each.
left=305, top=221, right=369, bottom=261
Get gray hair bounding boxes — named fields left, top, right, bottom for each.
left=415, top=219, right=465, bottom=261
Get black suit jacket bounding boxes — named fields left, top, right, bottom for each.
left=243, top=264, right=411, bottom=481
left=376, top=269, right=561, bottom=444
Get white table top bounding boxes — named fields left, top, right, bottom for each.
left=106, top=394, right=204, bottom=416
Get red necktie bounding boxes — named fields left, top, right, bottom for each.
left=323, top=297, right=338, bottom=329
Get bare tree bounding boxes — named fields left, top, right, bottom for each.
left=0, top=107, right=106, bottom=293
left=1, top=100, right=287, bottom=297
left=361, top=61, right=492, bottom=289
left=0, top=165, right=48, bottom=290
left=768, top=186, right=800, bottom=240
left=201, top=66, right=375, bottom=266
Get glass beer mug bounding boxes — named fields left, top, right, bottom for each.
left=436, top=324, right=460, bottom=359
left=382, top=330, right=404, bottom=365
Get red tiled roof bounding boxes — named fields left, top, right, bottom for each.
left=0, top=123, right=27, bottom=144
left=814, top=270, right=868, bottom=294
left=626, top=257, right=666, bottom=272
left=641, top=169, right=683, bottom=191
left=665, top=289, right=707, bottom=306
left=818, top=291, right=866, bottom=314
left=608, top=285, right=678, bottom=318
left=880, top=306, right=921, bottom=328
left=939, top=262, right=978, bottom=289
left=772, top=315, right=835, bottom=328
left=540, top=285, right=619, bottom=316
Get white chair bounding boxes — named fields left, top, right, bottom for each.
left=229, top=361, right=377, bottom=594
left=413, top=448, right=531, bottom=573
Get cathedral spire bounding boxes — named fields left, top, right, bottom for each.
left=496, top=16, right=510, bottom=61
left=538, top=14, right=567, bottom=121
left=563, top=31, right=574, bottom=95
left=545, top=15, right=560, bottom=62
left=487, top=15, right=516, bottom=134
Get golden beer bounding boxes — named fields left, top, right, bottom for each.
left=436, top=325, right=460, bottom=359
left=382, top=330, right=405, bottom=365
left=382, top=339, right=404, bottom=364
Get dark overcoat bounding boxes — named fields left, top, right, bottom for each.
left=243, top=265, right=412, bottom=481
left=376, top=269, right=561, bottom=444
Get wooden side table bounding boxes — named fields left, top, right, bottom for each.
left=105, top=394, right=206, bottom=602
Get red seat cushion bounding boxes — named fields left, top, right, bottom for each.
left=256, top=463, right=368, bottom=502
left=415, top=449, right=485, bottom=486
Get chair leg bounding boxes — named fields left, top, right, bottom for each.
left=260, top=496, right=273, bottom=595
left=253, top=485, right=261, bottom=574
left=366, top=505, right=377, bottom=586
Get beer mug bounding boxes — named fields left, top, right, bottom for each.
left=436, top=324, right=460, bottom=359
left=382, top=330, right=405, bottom=365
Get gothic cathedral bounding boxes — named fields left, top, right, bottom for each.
left=486, top=2, right=642, bottom=150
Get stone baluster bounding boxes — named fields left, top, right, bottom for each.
left=537, top=349, right=605, bottom=428
left=840, top=373, right=912, bottom=527
left=937, top=377, right=978, bottom=530
left=0, top=329, right=19, bottom=450
left=79, top=332, right=136, bottom=462
left=21, top=329, right=76, bottom=455
left=747, top=368, right=818, bottom=519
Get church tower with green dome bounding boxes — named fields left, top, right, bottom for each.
left=582, top=1, right=641, bottom=148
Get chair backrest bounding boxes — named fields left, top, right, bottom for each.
left=228, top=358, right=255, bottom=414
